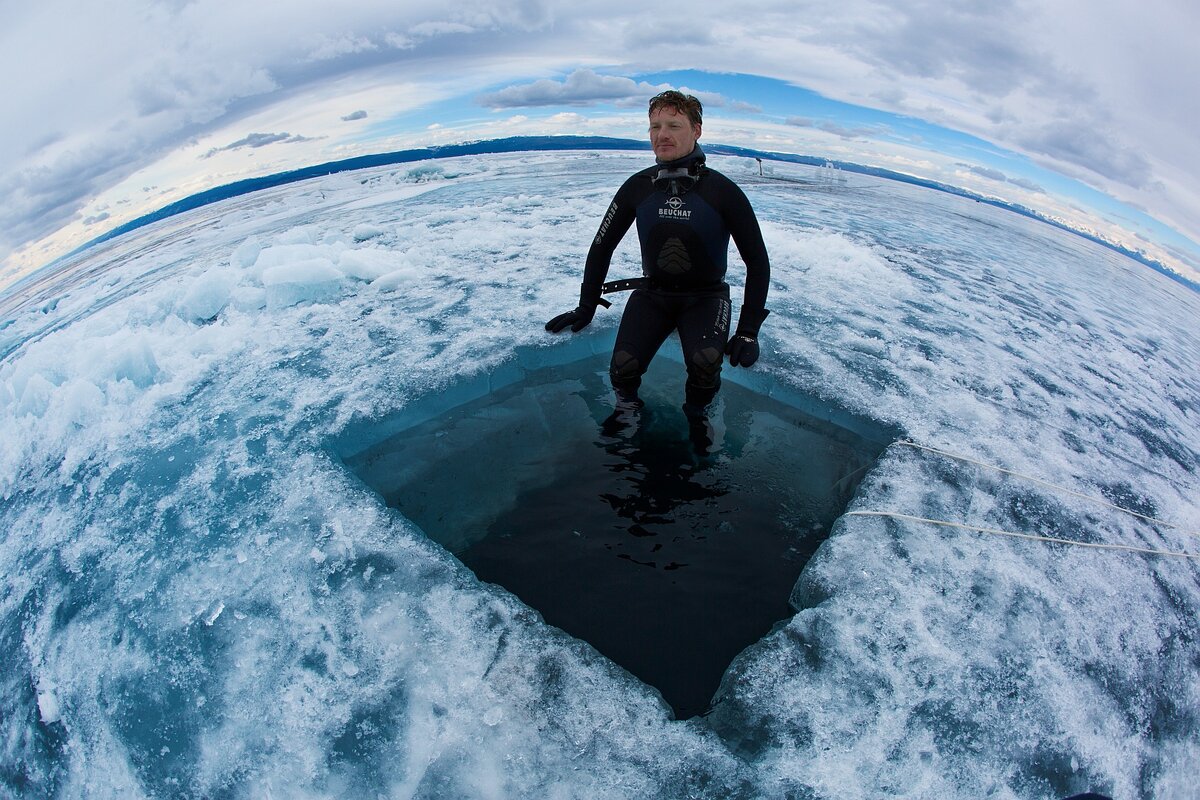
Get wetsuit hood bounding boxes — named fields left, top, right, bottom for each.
left=653, top=144, right=706, bottom=196
left=656, top=143, right=706, bottom=170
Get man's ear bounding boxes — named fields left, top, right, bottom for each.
left=694, top=124, right=703, bottom=140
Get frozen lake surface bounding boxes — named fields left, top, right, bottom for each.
left=1, top=150, right=1198, bottom=798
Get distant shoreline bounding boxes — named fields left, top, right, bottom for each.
left=16, top=135, right=1200, bottom=297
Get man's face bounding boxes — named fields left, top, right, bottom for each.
left=649, top=107, right=701, bottom=163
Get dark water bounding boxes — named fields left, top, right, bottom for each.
left=347, top=353, right=887, bottom=718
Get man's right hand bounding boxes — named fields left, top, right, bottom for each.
left=545, top=305, right=595, bottom=333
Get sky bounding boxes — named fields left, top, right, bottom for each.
left=3, top=0, right=1199, bottom=290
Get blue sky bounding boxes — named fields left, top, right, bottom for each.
left=2, top=1, right=1198, bottom=288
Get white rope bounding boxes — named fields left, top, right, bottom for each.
left=844, top=510, right=1200, bottom=560
left=889, top=439, right=1198, bottom=537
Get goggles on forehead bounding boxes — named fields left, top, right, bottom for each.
left=652, top=167, right=698, bottom=196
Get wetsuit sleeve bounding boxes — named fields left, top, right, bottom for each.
left=579, top=178, right=638, bottom=307
left=723, top=181, right=771, bottom=332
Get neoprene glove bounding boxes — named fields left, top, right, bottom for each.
left=545, top=305, right=596, bottom=333
left=726, top=334, right=759, bottom=367
left=546, top=284, right=604, bottom=333
left=726, top=306, right=770, bottom=367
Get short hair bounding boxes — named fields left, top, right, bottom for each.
left=648, top=90, right=702, bottom=127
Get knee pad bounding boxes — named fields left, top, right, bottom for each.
left=610, top=349, right=643, bottom=387
left=688, top=346, right=723, bottom=388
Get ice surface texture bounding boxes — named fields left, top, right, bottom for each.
left=1, top=151, right=1198, bottom=799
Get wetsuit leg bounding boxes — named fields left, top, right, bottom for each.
left=676, top=289, right=732, bottom=409
left=610, top=289, right=677, bottom=399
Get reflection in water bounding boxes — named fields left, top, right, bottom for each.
left=347, top=356, right=886, bottom=719
left=597, top=403, right=728, bottom=571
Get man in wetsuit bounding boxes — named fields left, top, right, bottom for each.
left=545, top=90, right=770, bottom=435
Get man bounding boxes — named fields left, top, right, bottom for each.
left=546, top=90, right=771, bottom=439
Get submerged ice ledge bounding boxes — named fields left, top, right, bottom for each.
left=331, top=328, right=902, bottom=465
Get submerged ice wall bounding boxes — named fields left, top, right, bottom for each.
left=1, top=151, right=1198, bottom=799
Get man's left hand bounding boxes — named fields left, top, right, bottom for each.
left=726, top=335, right=759, bottom=367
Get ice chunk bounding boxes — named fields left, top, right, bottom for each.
left=17, top=372, right=54, bottom=417
left=229, top=285, right=267, bottom=311
left=60, top=379, right=105, bottom=426
left=352, top=224, right=385, bottom=242
left=176, top=267, right=238, bottom=322
left=110, top=337, right=162, bottom=388
left=232, top=238, right=262, bottom=269
left=370, top=269, right=420, bottom=291
left=37, top=684, right=61, bottom=725
left=250, top=240, right=346, bottom=279
left=406, top=164, right=445, bottom=182
left=261, top=259, right=344, bottom=309
left=275, top=226, right=316, bottom=245
left=337, top=249, right=410, bottom=282
left=203, top=600, right=225, bottom=626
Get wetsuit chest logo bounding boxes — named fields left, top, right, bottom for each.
left=660, top=196, right=692, bottom=220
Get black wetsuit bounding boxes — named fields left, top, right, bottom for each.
left=581, top=145, right=771, bottom=408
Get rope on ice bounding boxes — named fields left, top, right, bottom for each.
left=844, top=510, right=1200, bottom=560
left=846, top=438, right=1200, bottom=559
left=889, top=438, right=1191, bottom=533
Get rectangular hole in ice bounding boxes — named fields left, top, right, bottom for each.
left=336, top=342, right=894, bottom=719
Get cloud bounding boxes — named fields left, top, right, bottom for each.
left=785, top=117, right=875, bottom=140
left=959, top=162, right=1044, bottom=194
left=676, top=86, right=730, bottom=112
left=202, top=132, right=321, bottom=159
left=1015, top=119, right=1153, bottom=189
left=967, top=164, right=1007, bottom=182
left=0, top=136, right=147, bottom=267
left=305, top=34, right=378, bottom=62
left=792, top=2, right=1181, bottom=193
left=476, top=72, right=744, bottom=131
left=341, top=110, right=368, bottom=121
left=620, top=19, right=717, bottom=50
left=820, top=122, right=876, bottom=140
left=0, top=2, right=563, bottom=269
left=846, top=2, right=1039, bottom=96
left=477, top=69, right=666, bottom=109
left=1006, top=176, right=1044, bottom=193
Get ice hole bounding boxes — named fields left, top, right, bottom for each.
left=339, top=344, right=892, bottom=719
